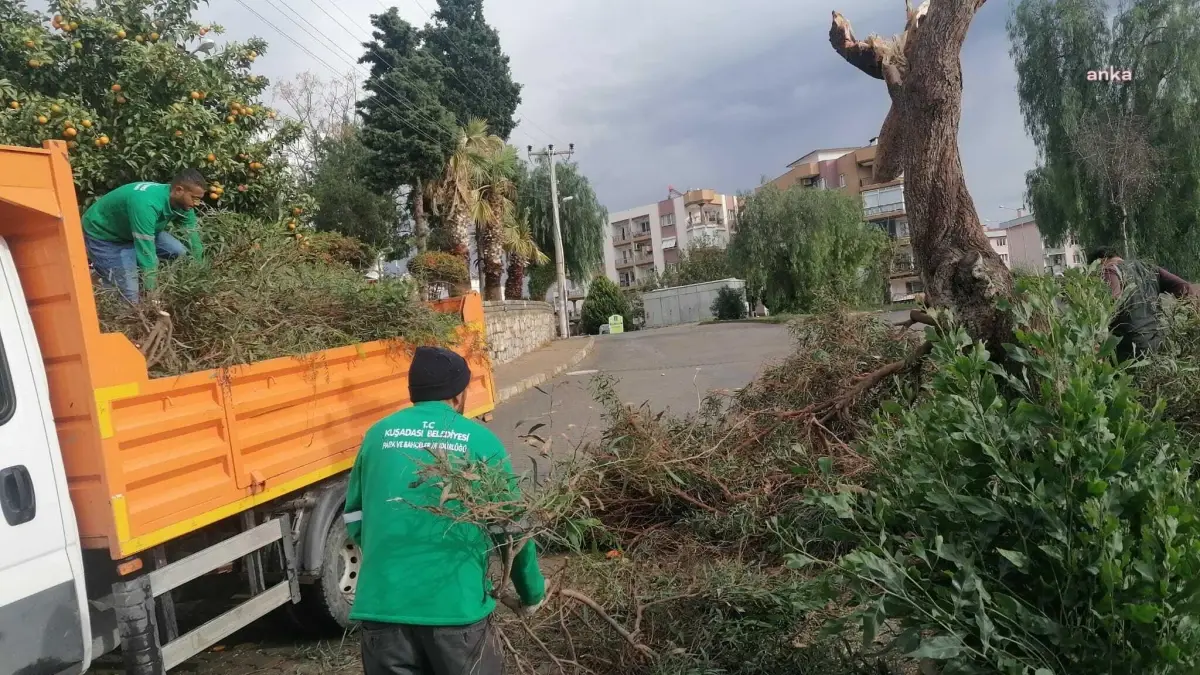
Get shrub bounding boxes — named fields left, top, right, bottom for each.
left=813, top=269, right=1200, bottom=673
left=711, top=285, right=747, bottom=320
left=97, top=212, right=460, bottom=376
left=580, top=276, right=630, bottom=334
left=408, top=250, right=469, bottom=286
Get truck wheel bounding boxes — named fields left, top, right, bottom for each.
left=299, top=515, right=359, bottom=633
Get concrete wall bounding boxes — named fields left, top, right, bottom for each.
left=643, top=278, right=746, bottom=328
left=482, top=300, right=556, bottom=365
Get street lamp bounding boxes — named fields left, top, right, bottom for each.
left=561, top=195, right=575, bottom=204
left=999, top=204, right=1026, bottom=218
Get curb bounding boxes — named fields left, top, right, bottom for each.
left=495, top=337, right=595, bottom=404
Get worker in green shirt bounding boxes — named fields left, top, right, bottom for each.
left=82, top=169, right=207, bottom=303
left=344, top=346, right=546, bottom=675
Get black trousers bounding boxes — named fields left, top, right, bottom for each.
left=360, top=618, right=503, bottom=675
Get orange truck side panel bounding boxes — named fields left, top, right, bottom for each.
left=0, top=141, right=495, bottom=560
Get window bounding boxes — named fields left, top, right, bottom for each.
left=906, top=280, right=924, bottom=294
left=1000, top=253, right=1009, bottom=264
left=1073, top=252, right=1084, bottom=264
left=993, top=237, right=1007, bottom=247
left=838, top=173, right=846, bottom=188
left=0, top=335, right=13, bottom=426
left=659, top=213, right=675, bottom=227
left=817, top=176, right=827, bottom=190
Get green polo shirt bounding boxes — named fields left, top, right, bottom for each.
left=81, top=182, right=203, bottom=290
left=343, top=401, right=545, bottom=625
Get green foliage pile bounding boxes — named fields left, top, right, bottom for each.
left=815, top=270, right=1200, bottom=673
left=710, top=285, right=747, bottom=321
left=0, top=0, right=306, bottom=219
left=96, top=212, right=460, bottom=377
left=580, top=276, right=630, bottom=334
left=729, top=184, right=889, bottom=313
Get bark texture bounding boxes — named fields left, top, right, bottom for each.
left=505, top=254, right=526, bottom=300
left=481, top=194, right=507, bottom=300
left=413, top=178, right=428, bottom=254
left=830, top=0, right=1012, bottom=348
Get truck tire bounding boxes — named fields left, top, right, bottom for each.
left=298, top=514, right=359, bottom=633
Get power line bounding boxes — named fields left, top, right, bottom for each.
left=233, top=0, right=450, bottom=151
left=372, top=0, right=562, bottom=145
left=261, top=0, right=460, bottom=146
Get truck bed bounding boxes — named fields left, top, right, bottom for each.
left=0, top=141, right=495, bottom=560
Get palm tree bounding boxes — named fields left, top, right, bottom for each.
left=504, top=210, right=550, bottom=300
left=473, top=143, right=521, bottom=300
left=428, top=118, right=494, bottom=266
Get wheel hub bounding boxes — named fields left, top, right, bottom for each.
left=337, top=537, right=362, bottom=602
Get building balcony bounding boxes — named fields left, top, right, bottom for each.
left=632, top=229, right=652, bottom=242
left=616, top=258, right=635, bottom=270
left=890, top=262, right=917, bottom=279
left=635, top=251, right=655, bottom=265
left=613, top=231, right=632, bottom=244
left=865, top=201, right=906, bottom=219
left=684, top=188, right=717, bottom=206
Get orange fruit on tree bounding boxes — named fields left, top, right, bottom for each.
left=27, top=59, right=41, bottom=68
left=190, top=91, right=201, bottom=100
left=36, top=115, right=47, bottom=124
left=8, top=101, right=19, bottom=110
left=63, top=127, right=77, bottom=138
left=208, top=192, right=219, bottom=200
left=149, top=32, right=159, bottom=41
left=81, top=119, right=92, bottom=127
left=292, top=207, right=302, bottom=216
left=110, top=83, right=121, bottom=92
left=67, top=140, right=77, bottom=149
left=175, top=130, right=183, bottom=137
left=23, top=40, right=35, bottom=48
left=50, top=104, right=61, bottom=113
left=206, top=153, right=215, bottom=163
left=68, top=22, right=78, bottom=31
left=116, top=29, right=126, bottom=39
left=115, top=96, right=127, bottom=104
left=98, top=135, right=110, bottom=145
left=287, top=222, right=296, bottom=230
left=52, top=14, right=62, bottom=26
left=135, top=35, right=144, bottom=43
left=226, top=115, right=235, bottom=124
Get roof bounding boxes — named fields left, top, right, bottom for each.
left=786, top=147, right=860, bottom=168
left=986, top=214, right=1036, bottom=231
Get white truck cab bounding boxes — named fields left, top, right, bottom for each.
left=0, top=236, right=92, bottom=675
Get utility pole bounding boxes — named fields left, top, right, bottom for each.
left=529, top=143, right=574, bottom=338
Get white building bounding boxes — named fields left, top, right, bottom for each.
left=602, top=188, right=741, bottom=290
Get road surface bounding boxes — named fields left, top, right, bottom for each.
left=489, top=321, right=797, bottom=476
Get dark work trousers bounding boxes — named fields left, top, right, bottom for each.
left=360, top=618, right=503, bottom=675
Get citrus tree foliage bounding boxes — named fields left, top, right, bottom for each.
left=580, top=276, right=630, bottom=335
left=728, top=184, right=888, bottom=313
left=1010, top=0, right=1200, bottom=275
left=0, top=0, right=306, bottom=219
left=517, top=157, right=606, bottom=282
left=815, top=270, right=1200, bottom=673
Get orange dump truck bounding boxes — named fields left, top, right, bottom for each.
left=0, top=141, right=496, bottom=675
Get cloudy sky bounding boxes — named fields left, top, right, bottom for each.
left=192, top=0, right=1038, bottom=227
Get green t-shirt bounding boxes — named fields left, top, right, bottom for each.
left=343, top=401, right=545, bottom=626
left=81, top=182, right=203, bottom=290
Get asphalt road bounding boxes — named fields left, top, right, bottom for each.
left=489, top=321, right=798, bottom=477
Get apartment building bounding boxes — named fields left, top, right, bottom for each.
left=985, top=214, right=1085, bottom=275
left=603, top=188, right=742, bottom=289
left=769, top=141, right=921, bottom=301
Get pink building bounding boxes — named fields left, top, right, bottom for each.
left=985, top=214, right=1084, bottom=275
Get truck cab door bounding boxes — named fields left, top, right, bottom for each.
left=0, top=237, right=90, bottom=675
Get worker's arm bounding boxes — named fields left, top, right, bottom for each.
left=482, top=440, right=546, bottom=607
left=127, top=200, right=161, bottom=291
left=343, top=435, right=368, bottom=546
left=1157, top=267, right=1195, bottom=298
left=181, top=209, right=204, bottom=261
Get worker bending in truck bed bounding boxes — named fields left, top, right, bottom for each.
left=82, top=169, right=207, bottom=303
left=344, top=346, right=547, bottom=675
left=1089, top=245, right=1198, bottom=360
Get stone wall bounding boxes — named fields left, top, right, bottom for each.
left=482, top=300, right=556, bottom=365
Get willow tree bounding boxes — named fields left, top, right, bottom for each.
left=829, top=0, right=1012, bottom=349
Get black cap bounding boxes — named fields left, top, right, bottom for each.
left=408, top=346, right=472, bottom=403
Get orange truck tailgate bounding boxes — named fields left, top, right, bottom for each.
left=0, top=141, right=495, bottom=560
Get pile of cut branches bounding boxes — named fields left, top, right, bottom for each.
left=95, top=212, right=461, bottom=377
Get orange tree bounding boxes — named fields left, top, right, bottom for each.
left=0, top=0, right=310, bottom=221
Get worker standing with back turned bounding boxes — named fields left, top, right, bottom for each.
left=344, top=346, right=547, bottom=675
left=82, top=169, right=208, bottom=304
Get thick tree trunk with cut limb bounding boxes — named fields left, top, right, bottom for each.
left=830, top=0, right=1012, bottom=349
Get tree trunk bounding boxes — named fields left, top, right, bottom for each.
left=506, top=254, right=526, bottom=300
left=481, top=195, right=507, bottom=301
left=830, top=0, right=1012, bottom=349
left=450, top=210, right=471, bottom=266
left=413, top=178, right=428, bottom=254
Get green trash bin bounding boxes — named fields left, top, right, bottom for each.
left=608, top=314, right=624, bottom=334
